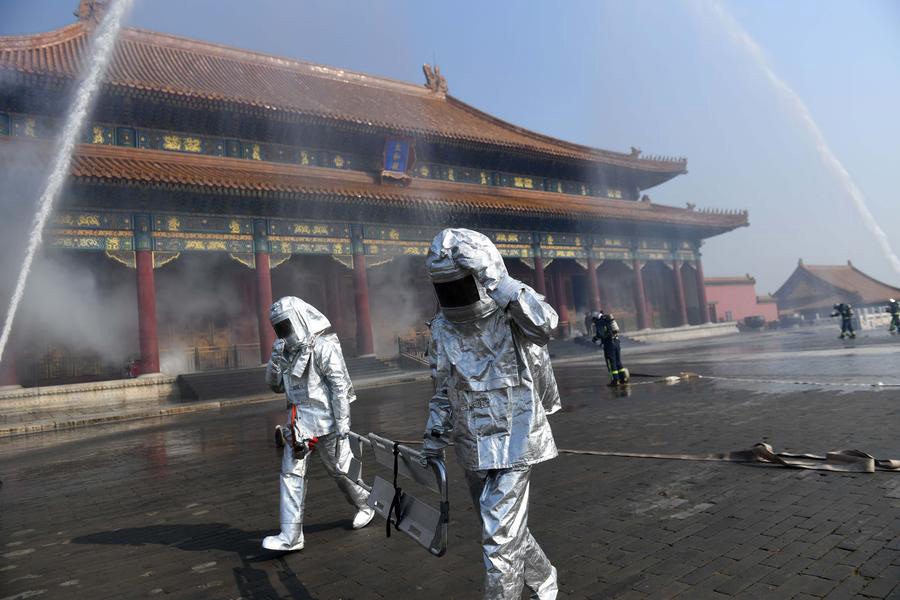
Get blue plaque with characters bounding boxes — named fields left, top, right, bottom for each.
left=381, top=138, right=415, bottom=183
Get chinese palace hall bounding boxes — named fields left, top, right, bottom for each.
left=0, top=2, right=747, bottom=386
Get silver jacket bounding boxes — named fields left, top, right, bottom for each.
left=265, top=297, right=355, bottom=438
left=423, top=230, right=561, bottom=471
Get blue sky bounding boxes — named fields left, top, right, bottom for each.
left=4, top=0, right=900, bottom=293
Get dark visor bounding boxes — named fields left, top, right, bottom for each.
left=273, top=318, right=293, bottom=339
left=433, top=275, right=480, bottom=308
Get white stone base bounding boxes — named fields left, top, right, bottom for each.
left=623, top=322, right=739, bottom=344
left=0, top=375, right=179, bottom=435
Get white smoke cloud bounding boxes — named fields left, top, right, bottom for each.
left=19, top=253, right=138, bottom=364
left=368, top=256, right=435, bottom=358
left=0, top=0, right=134, bottom=364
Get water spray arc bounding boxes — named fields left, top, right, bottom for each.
left=699, top=0, right=900, bottom=278
left=0, top=0, right=134, bottom=365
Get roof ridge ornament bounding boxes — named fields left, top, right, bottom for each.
left=422, top=63, right=448, bottom=96
left=75, top=0, right=109, bottom=27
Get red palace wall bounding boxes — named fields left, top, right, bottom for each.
left=756, top=301, right=779, bottom=321
left=705, top=279, right=778, bottom=323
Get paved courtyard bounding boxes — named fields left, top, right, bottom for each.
left=1, top=327, right=899, bottom=599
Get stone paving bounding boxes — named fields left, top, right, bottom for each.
left=1, top=328, right=899, bottom=599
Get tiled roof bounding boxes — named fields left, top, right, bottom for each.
left=801, top=264, right=900, bottom=304
left=13, top=139, right=741, bottom=229
left=0, top=23, right=687, bottom=176
left=774, top=261, right=900, bottom=310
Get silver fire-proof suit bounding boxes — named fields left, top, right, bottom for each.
left=263, top=296, right=371, bottom=551
left=422, top=228, right=560, bottom=599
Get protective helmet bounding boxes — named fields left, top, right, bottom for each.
left=833, top=303, right=841, bottom=310
left=426, top=228, right=505, bottom=323
left=890, top=298, right=896, bottom=303
left=269, top=296, right=331, bottom=352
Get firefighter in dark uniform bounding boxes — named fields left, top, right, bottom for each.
left=592, top=310, right=629, bottom=386
left=831, top=303, right=856, bottom=339
left=887, top=299, right=900, bottom=335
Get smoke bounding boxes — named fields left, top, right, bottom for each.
left=0, top=0, right=134, bottom=366
left=156, top=255, right=245, bottom=337
left=0, top=133, right=251, bottom=377
left=368, top=256, right=435, bottom=358
left=0, top=136, right=138, bottom=372
left=154, top=254, right=249, bottom=374
left=271, top=255, right=435, bottom=359
left=695, top=0, right=900, bottom=279
left=19, top=253, right=138, bottom=364
left=0, top=144, right=45, bottom=313
left=0, top=144, right=140, bottom=369
left=0, top=143, right=139, bottom=370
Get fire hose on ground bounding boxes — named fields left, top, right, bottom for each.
left=384, top=439, right=900, bottom=474
left=625, top=371, right=900, bottom=388
left=337, top=431, right=898, bottom=558
left=325, top=369, right=899, bottom=558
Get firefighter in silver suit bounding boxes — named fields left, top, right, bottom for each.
left=420, top=228, right=560, bottom=599
left=262, top=296, right=375, bottom=552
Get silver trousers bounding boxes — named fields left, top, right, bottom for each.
left=465, top=466, right=558, bottom=600
left=278, top=432, right=369, bottom=545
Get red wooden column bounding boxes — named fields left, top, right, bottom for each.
left=531, top=235, right=547, bottom=296
left=325, top=260, right=347, bottom=338
left=632, top=258, right=649, bottom=330
left=587, top=255, right=602, bottom=312
left=0, top=349, right=17, bottom=387
left=673, top=260, right=688, bottom=326
left=533, top=256, right=547, bottom=296
left=136, top=250, right=161, bottom=373
left=238, top=271, right=258, bottom=345
left=134, top=215, right=160, bottom=373
left=0, top=319, right=18, bottom=387
left=351, top=225, right=375, bottom=356
left=694, top=257, right=711, bottom=324
left=253, top=219, right=275, bottom=363
left=255, top=254, right=275, bottom=361
left=553, top=270, right=571, bottom=337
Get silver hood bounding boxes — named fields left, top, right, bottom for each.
left=426, top=228, right=507, bottom=323
left=270, top=296, right=331, bottom=352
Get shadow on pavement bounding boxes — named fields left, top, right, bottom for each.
left=234, top=555, right=316, bottom=600
left=72, top=523, right=326, bottom=599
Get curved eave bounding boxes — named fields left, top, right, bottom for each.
left=1, top=138, right=738, bottom=239
left=0, top=23, right=688, bottom=177
left=442, top=96, right=688, bottom=175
